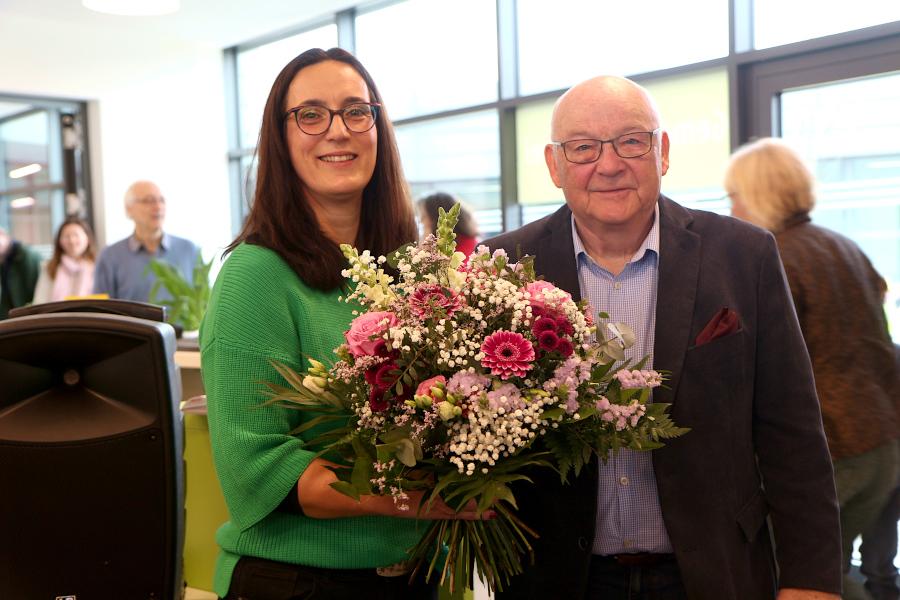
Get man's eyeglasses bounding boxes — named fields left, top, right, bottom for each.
left=551, top=129, right=661, bottom=163
left=284, top=102, right=380, bottom=136
left=133, top=196, right=165, bottom=206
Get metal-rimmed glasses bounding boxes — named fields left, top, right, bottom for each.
left=551, top=129, right=661, bottom=163
left=283, top=102, right=380, bottom=135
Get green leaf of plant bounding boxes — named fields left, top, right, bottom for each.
left=329, top=480, right=361, bottom=501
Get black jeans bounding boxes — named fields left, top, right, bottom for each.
left=586, top=555, right=688, bottom=600
left=221, top=556, right=437, bottom=600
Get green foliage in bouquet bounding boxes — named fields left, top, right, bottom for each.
left=146, top=255, right=212, bottom=331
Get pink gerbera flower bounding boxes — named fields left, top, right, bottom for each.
left=480, top=331, right=535, bottom=380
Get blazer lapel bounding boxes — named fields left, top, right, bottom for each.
left=653, top=196, right=701, bottom=405
left=533, top=206, right=582, bottom=303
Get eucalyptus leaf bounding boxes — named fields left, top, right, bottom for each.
left=329, top=480, right=361, bottom=501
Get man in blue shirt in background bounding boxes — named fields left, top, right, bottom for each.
left=93, top=180, right=199, bottom=303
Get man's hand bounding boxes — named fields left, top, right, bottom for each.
left=777, top=589, right=841, bottom=600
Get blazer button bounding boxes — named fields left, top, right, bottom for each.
left=577, top=536, right=589, bottom=551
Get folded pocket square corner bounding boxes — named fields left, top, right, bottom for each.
left=695, top=307, right=741, bottom=346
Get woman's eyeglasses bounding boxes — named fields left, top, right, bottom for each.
left=284, top=103, right=380, bottom=135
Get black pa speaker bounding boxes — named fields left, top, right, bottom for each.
left=0, top=308, right=185, bottom=599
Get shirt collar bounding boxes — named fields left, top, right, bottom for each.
left=128, top=232, right=169, bottom=253
left=571, top=203, right=660, bottom=266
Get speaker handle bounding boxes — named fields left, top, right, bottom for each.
left=9, top=299, right=167, bottom=322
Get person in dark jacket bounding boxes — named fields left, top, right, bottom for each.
left=727, top=137, right=900, bottom=600
left=0, top=225, right=41, bottom=319
left=486, top=76, right=841, bottom=600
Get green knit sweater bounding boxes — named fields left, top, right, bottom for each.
left=200, top=243, right=426, bottom=597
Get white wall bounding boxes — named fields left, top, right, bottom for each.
left=0, top=13, right=233, bottom=261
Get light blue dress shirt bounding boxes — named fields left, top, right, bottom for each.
left=570, top=207, right=673, bottom=555
left=93, top=232, right=199, bottom=303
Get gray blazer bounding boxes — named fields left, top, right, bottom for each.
left=487, top=196, right=841, bottom=599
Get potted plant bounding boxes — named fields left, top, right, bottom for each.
left=146, top=255, right=212, bottom=337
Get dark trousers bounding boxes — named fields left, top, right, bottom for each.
left=861, top=480, right=900, bottom=600
left=586, top=554, right=688, bottom=600
left=221, top=556, right=437, bottom=600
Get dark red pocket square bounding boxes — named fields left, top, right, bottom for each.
left=695, top=307, right=741, bottom=346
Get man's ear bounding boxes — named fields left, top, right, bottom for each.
left=660, top=131, right=670, bottom=176
left=545, top=144, right=563, bottom=188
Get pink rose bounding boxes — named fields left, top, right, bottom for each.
left=415, top=375, right=446, bottom=399
left=345, top=311, right=398, bottom=358
left=525, top=281, right=572, bottom=311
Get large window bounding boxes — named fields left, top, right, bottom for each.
left=515, top=98, right=562, bottom=222
left=0, top=99, right=90, bottom=253
left=236, top=25, right=338, bottom=149
left=646, top=68, right=731, bottom=210
left=225, top=0, right=900, bottom=251
left=355, top=0, right=498, bottom=120
left=754, top=0, right=900, bottom=49
left=396, top=110, right=502, bottom=237
left=516, top=0, right=728, bottom=96
left=780, top=71, right=900, bottom=334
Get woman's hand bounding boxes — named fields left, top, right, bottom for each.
left=297, top=457, right=494, bottom=520
left=372, top=490, right=494, bottom=521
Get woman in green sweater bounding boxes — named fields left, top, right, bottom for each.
left=200, top=48, right=481, bottom=600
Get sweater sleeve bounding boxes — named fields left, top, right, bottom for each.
left=200, top=246, right=317, bottom=531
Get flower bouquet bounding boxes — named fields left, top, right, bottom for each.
left=265, top=204, right=688, bottom=593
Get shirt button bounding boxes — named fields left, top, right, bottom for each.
left=623, top=539, right=633, bottom=548
left=619, top=476, right=629, bottom=486
left=614, top=282, right=622, bottom=290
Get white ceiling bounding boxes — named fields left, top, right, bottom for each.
left=0, top=0, right=357, bottom=48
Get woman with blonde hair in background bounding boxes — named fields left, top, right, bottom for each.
left=726, top=137, right=900, bottom=600
left=32, top=216, right=97, bottom=304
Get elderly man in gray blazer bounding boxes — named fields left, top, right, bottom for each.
left=486, top=76, right=841, bottom=600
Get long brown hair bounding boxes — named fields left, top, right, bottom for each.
left=227, top=47, right=416, bottom=291
left=47, top=216, right=97, bottom=278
